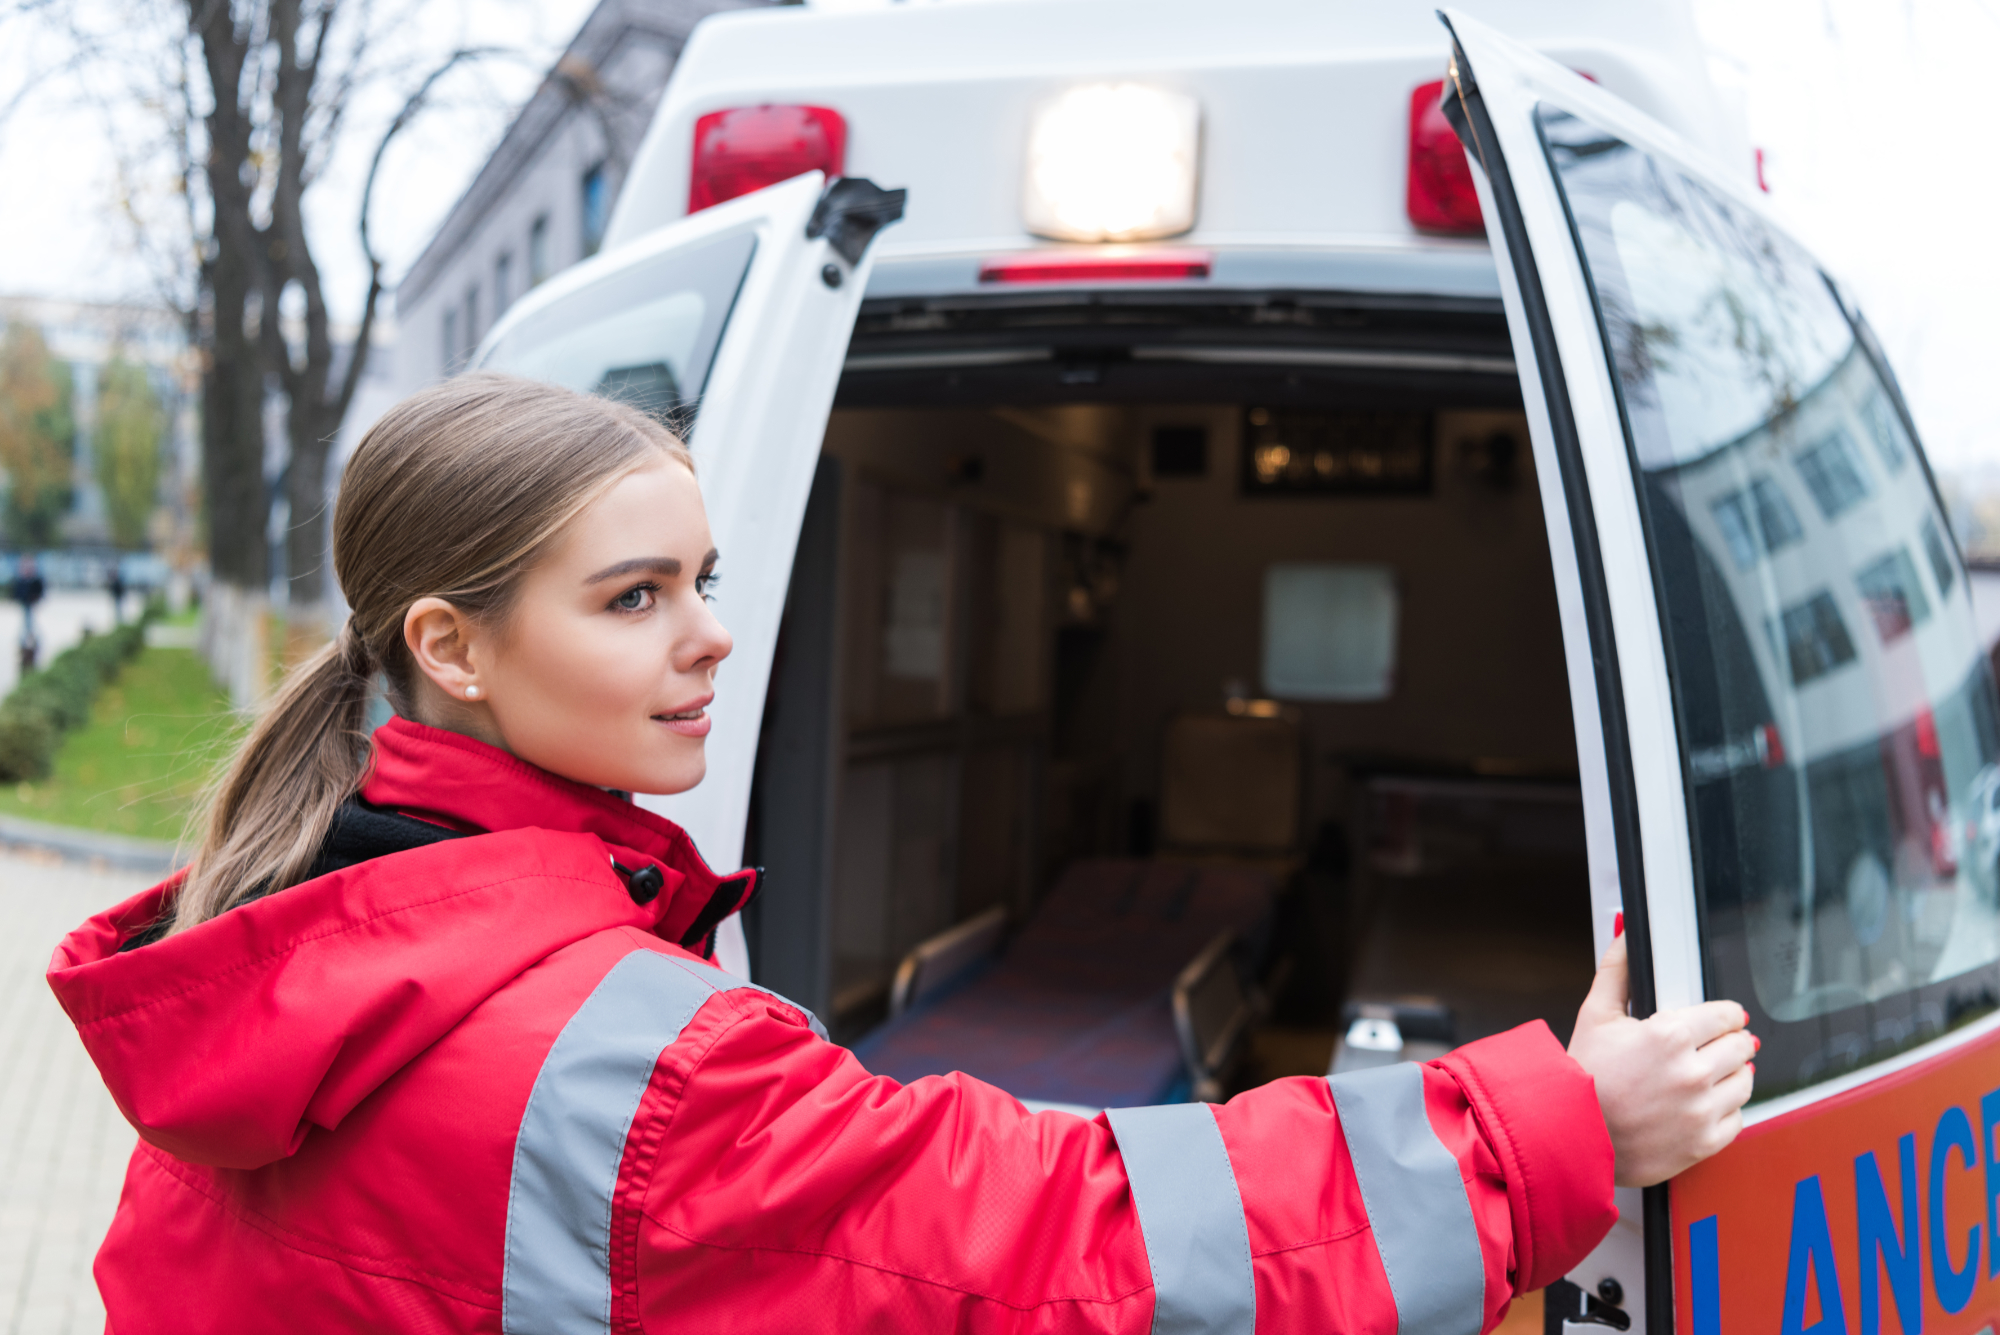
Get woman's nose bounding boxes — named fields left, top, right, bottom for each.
left=678, top=594, right=733, bottom=672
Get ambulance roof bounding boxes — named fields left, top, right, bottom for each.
left=605, top=0, right=1741, bottom=297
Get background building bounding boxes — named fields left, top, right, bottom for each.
left=391, top=0, right=767, bottom=400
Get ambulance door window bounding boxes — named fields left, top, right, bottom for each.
left=480, top=229, right=753, bottom=420
left=1536, top=104, right=2000, bottom=1099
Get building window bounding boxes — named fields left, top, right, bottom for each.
left=1855, top=547, right=1932, bottom=643
left=464, top=285, right=480, bottom=359
left=1778, top=589, right=1858, bottom=686
left=529, top=215, right=551, bottom=286
left=495, top=252, right=513, bottom=315
left=582, top=163, right=609, bottom=258
left=1923, top=515, right=1958, bottom=596
left=1795, top=428, right=1873, bottom=521
left=442, top=308, right=458, bottom=372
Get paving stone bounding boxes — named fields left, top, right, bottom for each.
left=0, top=850, right=149, bottom=1335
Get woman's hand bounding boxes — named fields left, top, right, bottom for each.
left=1566, top=930, right=1757, bottom=1187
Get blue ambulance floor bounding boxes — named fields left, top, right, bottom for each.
left=0, top=847, right=143, bottom=1334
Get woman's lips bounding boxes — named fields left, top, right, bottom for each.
left=654, top=698, right=711, bottom=738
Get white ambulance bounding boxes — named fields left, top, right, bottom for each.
left=476, top=4, right=2000, bottom=1330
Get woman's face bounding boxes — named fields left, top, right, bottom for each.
left=409, top=455, right=733, bottom=794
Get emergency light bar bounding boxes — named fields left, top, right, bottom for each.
left=980, top=248, right=1211, bottom=284
left=1406, top=80, right=1483, bottom=236
left=1022, top=84, right=1200, bottom=244
left=689, top=104, right=847, bottom=214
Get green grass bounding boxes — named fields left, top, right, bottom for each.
left=0, top=644, right=241, bottom=843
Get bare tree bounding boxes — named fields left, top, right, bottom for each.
left=3, top=0, right=542, bottom=697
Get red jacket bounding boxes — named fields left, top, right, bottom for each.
left=49, top=717, right=1615, bottom=1333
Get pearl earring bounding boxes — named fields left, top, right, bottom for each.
left=465, top=685, right=480, bottom=700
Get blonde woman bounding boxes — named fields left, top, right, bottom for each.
left=50, top=373, right=1754, bottom=1333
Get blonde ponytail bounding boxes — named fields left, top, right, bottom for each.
left=171, top=623, right=375, bottom=928
left=169, top=373, right=690, bottom=934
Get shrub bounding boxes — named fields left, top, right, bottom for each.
left=0, top=613, right=152, bottom=782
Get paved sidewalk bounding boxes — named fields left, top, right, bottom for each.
left=0, top=849, right=147, bottom=1335
left=0, top=594, right=134, bottom=699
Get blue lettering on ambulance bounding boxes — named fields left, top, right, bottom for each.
left=1857, top=1135, right=1923, bottom=1335
left=1929, top=1105, right=1980, bottom=1314
left=1982, top=1089, right=2000, bottom=1280
left=1690, top=1215, right=1722, bottom=1335
left=1785, top=1175, right=1851, bottom=1335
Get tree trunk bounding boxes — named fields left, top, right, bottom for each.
left=192, top=0, right=272, bottom=705
left=200, top=266, right=268, bottom=592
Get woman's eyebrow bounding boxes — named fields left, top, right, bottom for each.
left=583, top=557, right=680, bottom=584
left=580, top=549, right=719, bottom=585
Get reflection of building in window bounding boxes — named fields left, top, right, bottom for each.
left=1711, top=475, right=1804, bottom=569
left=593, top=363, right=681, bottom=419
left=1779, top=590, right=1858, bottom=685
left=581, top=163, right=609, bottom=258
left=1855, top=547, right=1932, bottom=642
left=1751, top=477, right=1804, bottom=552
left=1711, top=491, right=1758, bottom=569
left=1795, top=428, right=1873, bottom=519
left=1862, top=393, right=1908, bottom=475
left=494, top=253, right=512, bottom=315
left=529, top=215, right=551, bottom=286
left=1922, top=516, right=1958, bottom=596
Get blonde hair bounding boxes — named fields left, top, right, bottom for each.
left=169, top=372, right=692, bottom=934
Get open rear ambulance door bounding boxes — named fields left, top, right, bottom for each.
left=1443, top=9, right=2000, bottom=1335
left=476, top=172, right=904, bottom=977
left=1433, top=17, right=1697, bottom=1327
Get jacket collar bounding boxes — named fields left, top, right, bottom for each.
left=362, top=717, right=755, bottom=956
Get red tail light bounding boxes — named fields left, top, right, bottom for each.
left=689, top=105, right=847, bottom=214
left=1407, top=80, right=1483, bottom=236
left=979, top=248, right=1212, bottom=284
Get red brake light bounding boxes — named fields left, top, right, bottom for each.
left=979, top=248, right=1212, bottom=284
left=1407, top=80, right=1483, bottom=236
left=689, top=105, right=847, bottom=214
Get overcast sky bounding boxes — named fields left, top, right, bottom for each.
left=0, top=0, right=1994, bottom=473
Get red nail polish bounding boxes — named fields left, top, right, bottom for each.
left=1613, top=912, right=1624, bottom=938
left=1752, top=1035, right=1761, bottom=1053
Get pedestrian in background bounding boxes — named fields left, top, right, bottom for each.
left=12, top=553, right=44, bottom=672
left=48, top=374, right=1755, bottom=1333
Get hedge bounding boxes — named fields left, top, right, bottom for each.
left=0, top=614, right=152, bottom=782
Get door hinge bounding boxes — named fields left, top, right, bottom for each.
left=807, top=178, right=908, bottom=266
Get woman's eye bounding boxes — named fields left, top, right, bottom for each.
left=612, top=584, right=656, bottom=612
left=696, top=570, right=721, bottom=603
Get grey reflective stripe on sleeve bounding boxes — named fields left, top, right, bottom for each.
left=502, top=949, right=823, bottom=1333
left=666, top=955, right=828, bottom=1040
left=1326, top=1063, right=1486, bottom=1335
left=1104, top=1103, right=1256, bottom=1335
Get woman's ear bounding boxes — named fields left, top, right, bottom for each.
left=404, top=597, right=484, bottom=702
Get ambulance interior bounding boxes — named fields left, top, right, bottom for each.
left=744, top=290, right=1598, bottom=1101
